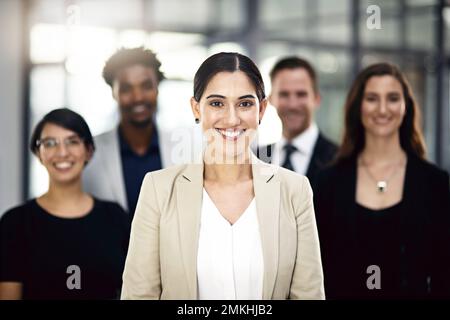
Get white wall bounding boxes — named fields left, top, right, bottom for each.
left=0, top=0, right=24, bottom=215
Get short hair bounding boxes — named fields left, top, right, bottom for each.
left=193, top=52, right=265, bottom=102
left=30, top=108, right=95, bottom=155
left=336, top=62, right=426, bottom=162
left=269, top=56, right=319, bottom=93
left=102, top=47, right=164, bottom=87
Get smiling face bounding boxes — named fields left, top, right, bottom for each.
left=361, top=75, right=406, bottom=140
left=269, top=68, right=320, bottom=140
left=37, top=123, right=92, bottom=185
left=112, top=64, right=158, bottom=128
left=190, top=71, right=267, bottom=163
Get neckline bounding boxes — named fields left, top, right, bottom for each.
left=33, top=198, right=97, bottom=221
left=352, top=155, right=410, bottom=212
left=202, top=189, right=255, bottom=227
left=355, top=200, right=403, bottom=213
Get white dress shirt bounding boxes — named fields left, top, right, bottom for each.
left=197, top=189, right=264, bottom=300
left=271, top=122, right=319, bottom=175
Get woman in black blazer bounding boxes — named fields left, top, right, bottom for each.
left=314, top=63, right=450, bottom=299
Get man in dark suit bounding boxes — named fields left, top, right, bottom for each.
left=258, top=56, right=337, bottom=187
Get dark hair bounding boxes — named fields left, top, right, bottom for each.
left=269, top=56, right=318, bottom=93
left=102, top=47, right=164, bottom=87
left=193, top=52, right=265, bottom=102
left=336, top=62, right=427, bottom=163
left=30, top=108, right=95, bottom=155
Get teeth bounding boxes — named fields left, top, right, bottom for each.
left=54, top=162, right=73, bottom=169
left=217, top=129, right=244, bottom=138
left=132, top=105, right=146, bottom=114
left=374, top=117, right=391, bottom=124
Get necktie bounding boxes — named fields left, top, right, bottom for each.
left=282, top=143, right=297, bottom=171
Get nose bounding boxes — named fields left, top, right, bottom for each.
left=55, top=141, right=69, bottom=156
left=286, top=95, right=301, bottom=110
left=223, top=106, right=241, bottom=127
left=378, top=98, right=388, bottom=114
left=132, top=88, right=144, bottom=103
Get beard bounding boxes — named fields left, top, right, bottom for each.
left=129, top=117, right=152, bottom=128
left=121, top=102, right=156, bottom=128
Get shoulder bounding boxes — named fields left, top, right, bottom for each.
left=317, top=158, right=350, bottom=178
left=93, top=198, right=127, bottom=215
left=260, top=162, right=312, bottom=201
left=144, top=164, right=193, bottom=183
left=409, top=155, right=449, bottom=185
left=316, top=132, right=338, bottom=153
left=93, top=128, right=118, bottom=146
left=0, top=200, right=36, bottom=227
left=139, top=164, right=198, bottom=196
left=274, top=165, right=309, bottom=187
left=85, top=129, right=118, bottom=169
left=91, top=198, right=131, bottom=228
left=315, top=157, right=354, bottom=189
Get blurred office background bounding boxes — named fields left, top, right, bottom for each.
left=1, top=0, right=449, bottom=214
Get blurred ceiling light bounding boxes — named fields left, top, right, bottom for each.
left=145, top=31, right=206, bottom=80
left=208, top=42, right=246, bottom=55
left=361, top=54, right=381, bottom=67
left=30, top=24, right=66, bottom=63
left=147, top=31, right=204, bottom=52
left=444, top=7, right=450, bottom=26
left=118, top=29, right=147, bottom=48
left=65, top=25, right=116, bottom=75
left=158, top=46, right=208, bottom=80
left=317, top=53, right=339, bottom=73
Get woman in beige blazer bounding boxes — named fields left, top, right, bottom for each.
left=121, top=52, right=325, bottom=300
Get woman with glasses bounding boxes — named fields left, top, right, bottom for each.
left=0, top=108, right=130, bottom=300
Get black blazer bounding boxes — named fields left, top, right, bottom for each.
left=257, top=132, right=337, bottom=187
left=314, top=154, right=450, bottom=299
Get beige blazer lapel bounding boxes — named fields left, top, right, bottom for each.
left=174, top=156, right=280, bottom=300
left=176, top=163, right=204, bottom=299
left=252, top=156, right=280, bottom=299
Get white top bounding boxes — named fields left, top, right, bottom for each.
left=271, top=122, right=319, bottom=175
left=197, top=189, right=264, bottom=300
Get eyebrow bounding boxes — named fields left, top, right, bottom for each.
left=364, top=91, right=401, bottom=95
left=205, top=94, right=256, bottom=99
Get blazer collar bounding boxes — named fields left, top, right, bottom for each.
left=103, top=128, right=127, bottom=210
left=176, top=154, right=280, bottom=299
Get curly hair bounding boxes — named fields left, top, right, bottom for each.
left=102, top=47, right=165, bottom=87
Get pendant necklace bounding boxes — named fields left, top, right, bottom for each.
left=360, top=157, right=404, bottom=193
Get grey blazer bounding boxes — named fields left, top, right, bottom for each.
left=83, top=127, right=172, bottom=211
left=121, top=156, right=325, bottom=300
